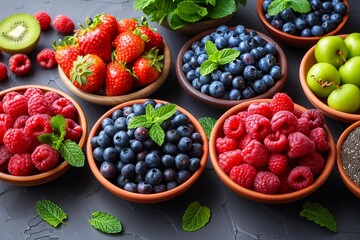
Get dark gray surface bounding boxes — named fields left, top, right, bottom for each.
left=0, top=0, right=359, bottom=239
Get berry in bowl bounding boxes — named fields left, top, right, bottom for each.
left=176, top=24, right=288, bottom=109
left=86, top=99, right=208, bottom=203
left=209, top=93, right=336, bottom=204
left=257, top=0, right=349, bottom=48
left=0, top=85, right=87, bottom=186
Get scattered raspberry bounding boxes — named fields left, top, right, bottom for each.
left=242, top=139, right=269, bottom=167
left=309, top=127, right=329, bottom=152
left=223, top=115, right=245, bottom=139
left=0, top=62, right=8, bottom=81
left=33, top=11, right=52, bottom=30
left=287, top=131, right=315, bottom=158
left=37, top=48, right=57, bottom=69
left=247, top=102, right=272, bottom=119
left=215, top=137, right=238, bottom=154
left=287, top=166, right=313, bottom=190
left=44, top=91, right=60, bottom=105
left=263, top=132, right=287, bottom=153
left=253, top=171, right=281, bottom=194
left=3, top=128, right=33, bottom=154
left=268, top=153, right=288, bottom=176
left=53, top=14, right=75, bottom=34
left=238, top=133, right=253, bottom=150
left=27, top=94, right=53, bottom=116
left=0, top=145, right=13, bottom=172
left=7, top=153, right=34, bottom=176
left=31, top=144, right=60, bottom=171
left=2, top=93, right=28, bottom=118
left=245, top=114, right=272, bottom=140
left=23, top=87, right=43, bottom=100
left=270, top=92, right=294, bottom=114
left=296, top=117, right=310, bottom=135
left=13, top=115, right=29, bottom=129
left=230, top=163, right=257, bottom=189
left=301, top=109, right=325, bottom=130
left=51, top=97, right=77, bottom=121
left=298, top=152, right=325, bottom=176
left=24, top=114, right=52, bottom=140
left=271, top=110, right=298, bottom=136
left=65, top=118, right=83, bottom=141
left=218, top=149, right=242, bottom=174
left=8, top=54, right=32, bottom=76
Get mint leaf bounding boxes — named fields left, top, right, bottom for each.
left=200, top=60, right=218, bottom=76
left=198, top=117, right=217, bottom=140
left=174, top=8, right=204, bottom=23
left=177, top=1, right=206, bottom=16
left=127, top=115, right=153, bottom=129
left=217, top=48, right=240, bottom=65
left=290, top=0, right=311, bottom=13
left=149, top=123, right=165, bottom=146
left=60, top=140, right=85, bottom=167
left=207, top=0, right=237, bottom=19
left=50, top=114, right=67, bottom=136
left=267, top=0, right=310, bottom=16
left=205, top=41, right=217, bottom=56
left=146, top=104, right=156, bottom=120
left=134, top=0, right=155, bottom=10
left=167, top=11, right=188, bottom=30
left=300, top=202, right=337, bottom=232
left=154, top=103, right=177, bottom=124
left=206, top=0, right=216, bottom=6
left=182, top=201, right=211, bottom=232
left=89, top=211, right=122, bottom=234
left=36, top=199, right=67, bottom=228
left=38, top=133, right=59, bottom=146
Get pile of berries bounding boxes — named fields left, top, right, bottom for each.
left=181, top=24, right=283, bottom=100
left=90, top=99, right=204, bottom=194
left=215, top=93, right=330, bottom=194
left=0, top=88, right=83, bottom=176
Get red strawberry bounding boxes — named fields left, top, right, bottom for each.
left=117, top=18, right=138, bottom=34
left=105, top=59, right=134, bottom=96
left=70, top=54, right=105, bottom=93
left=98, top=13, right=118, bottom=41
left=115, top=28, right=146, bottom=64
left=138, top=18, right=163, bottom=51
left=133, top=48, right=163, bottom=87
left=53, top=37, right=81, bottom=77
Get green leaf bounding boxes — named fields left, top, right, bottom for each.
left=36, top=200, right=67, bottom=228
left=300, top=202, right=337, bottom=232
left=38, top=133, right=58, bottom=146
left=89, top=211, right=122, bottom=234
left=206, top=0, right=216, bottom=6
left=167, top=11, right=188, bottom=30
left=146, top=104, right=156, bottom=120
left=217, top=48, right=240, bottom=65
left=60, top=140, right=85, bottom=167
left=207, top=0, right=238, bottom=19
left=134, top=0, right=156, bottom=10
left=182, top=201, right=211, bottom=232
left=200, top=60, right=218, bottom=76
left=198, top=117, right=216, bottom=140
left=149, top=123, right=165, bottom=146
left=267, top=0, right=291, bottom=16
left=177, top=1, right=204, bottom=15
left=174, top=8, right=204, bottom=23
left=290, top=0, right=311, bottom=13
left=128, top=115, right=153, bottom=129
left=50, top=114, right=67, bottom=136
left=154, top=103, right=177, bottom=124
left=205, top=41, right=218, bottom=56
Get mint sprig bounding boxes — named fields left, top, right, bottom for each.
left=182, top=201, right=211, bottom=232
left=198, top=117, right=217, bottom=140
left=89, top=211, right=122, bottom=234
left=267, top=0, right=311, bottom=16
left=36, top=199, right=67, bottom=228
left=38, top=115, right=85, bottom=167
left=128, top=103, right=177, bottom=146
left=300, top=201, right=337, bottom=232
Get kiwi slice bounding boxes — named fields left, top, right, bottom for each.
left=0, top=13, right=41, bottom=54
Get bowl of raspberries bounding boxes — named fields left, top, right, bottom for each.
left=257, top=0, right=349, bottom=48
left=209, top=93, right=336, bottom=204
left=0, top=85, right=87, bottom=186
left=176, top=24, right=288, bottom=109
left=86, top=99, right=208, bottom=203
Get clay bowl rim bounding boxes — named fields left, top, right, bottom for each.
left=299, top=34, right=360, bottom=123
left=209, top=98, right=336, bottom=204
left=175, top=27, right=288, bottom=109
left=336, top=120, right=360, bottom=198
left=86, top=99, right=209, bottom=204
left=256, top=0, right=350, bottom=48
left=0, top=85, right=88, bottom=186
left=59, top=41, right=171, bottom=106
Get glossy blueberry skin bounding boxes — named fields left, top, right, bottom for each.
left=130, top=139, right=143, bottom=153
left=100, top=161, right=117, bottom=179
left=183, top=50, right=195, bottom=63
left=121, top=163, right=136, bottom=179
left=253, top=79, right=268, bottom=94
left=220, top=71, right=233, bottom=88
left=280, top=8, right=294, bottom=21
left=97, top=133, right=112, bottom=148
left=178, top=137, right=193, bottom=153
left=176, top=170, right=191, bottom=184
left=188, top=157, right=201, bottom=172
left=172, top=113, right=190, bottom=128
left=175, top=153, right=190, bottom=170
left=232, top=76, right=246, bottom=90
left=145, top=168, right=164, bottom=185
left=103, top=147, right=118, bottom=162
left=101, top=117, right=114, bottom=129
left=162, top=142, right=179, bottom=155
left=209, top=81, right=226, bottom=98
left=269, top=65, right=282, bottom=80
left=282, top=22, right=296, bottom=35
left=243, top=65, right=258, bottom=81
left=161, top=154, right=175, bottom=168
left=124, top=182, right=138, bottom=193
left=214, top=37, right=228, bottom=49
left=111, top=109, right=123, bottom=121
left=134, top=127, right=149, bottom=141
left=120, top=147, right=136, bottom=164
left=113, top=131, right=130, bottom=148
left=145, top=151, right=161, bottom=168
left=240, top=52, right=255, bottom=66
left=135, top=161, right=148, bottom=176
left=93, top=147, right=104, bottom=162
left=163, top=168, right=177, bottom=182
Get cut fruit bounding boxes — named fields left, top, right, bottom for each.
left=0, top=13, right=41, bottom=54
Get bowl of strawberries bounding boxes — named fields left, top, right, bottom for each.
left=0, top=85, right=87, bottom=186
left=56, top=14, right=171, bottom=106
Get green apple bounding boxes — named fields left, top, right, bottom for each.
left=344, top=33, right=360, bottom=59
left=315, top=35, right=348, bottom=68
left=338, top=56, right=360, bottom=88
left=327, top=83, right=360, bottom=113
left=306, top=62, right=341, bottom=98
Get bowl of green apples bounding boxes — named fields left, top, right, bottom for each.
left=299, top=33, right=360, bottom=123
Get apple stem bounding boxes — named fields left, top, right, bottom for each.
left=311, top=75, right=340, bottom=89
left=337, top=50, right=347, bottom=65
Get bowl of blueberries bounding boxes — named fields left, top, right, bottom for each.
left=176, top=24, right=288, bottom=109
left=86, top=99, right=209, bottom=203
left=257, top=0, right=349, bottom=48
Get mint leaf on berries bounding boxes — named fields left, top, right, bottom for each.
left=267, top=0, right=311, bottom=16
left=300, top=201, right=337, bottom=232
left=36, top=199, right=67, bottom=228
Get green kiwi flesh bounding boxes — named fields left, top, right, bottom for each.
left=0, top=13, right=41, bottom=54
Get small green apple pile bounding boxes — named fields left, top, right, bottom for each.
left=307, top=33, right=360, bottom=113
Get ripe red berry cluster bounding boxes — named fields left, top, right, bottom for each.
left=0, top=88, right=83, bottom=176
left=215, top=92, right=330, bottom=194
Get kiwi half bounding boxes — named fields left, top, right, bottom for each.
left=0, top=13, right=41, bottom=54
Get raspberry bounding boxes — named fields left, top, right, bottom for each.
left=237, top=110, right=249, bottom=121
left=13, top=115, right=29, bottom=129
left=238, top=133, right=253, bottom=150
left=8, top=54, right=32, bottom=76
left=3, top=128, right=33, bottom=154
left=0, top=145, right=13, bottom=172
left=0, top=62, right=8, bottom=81
left=270, top=92, right=294, bottom=114
left=215, top=137, right=238, bottom=154
left=298, top=152, right=325, bottom=176
left=230, top=163, right=257, bottom=189
left=44, top=91, right=60, bottom=105
left=2, top=91, right=19, bottom=103
left=37, top=48, right=57, bottom=69
left=33, top=11, right=52, bottom=30
left=27, top=94, right=53, bottom=116
left=223, top=115, right=245, bottom=139
left=253, top=171, right=281, bottom=194
left=271, top=110, right=298, bottom=136
left=287, top=131, right=315, bottom=158
left=0, top=113, right=15, bottom=129
left=218, top=149, right=242, bottom=174
left=296, top=117, right=310, bottom=135
left=23, top=87, right=43, bottom=100
left=247, top=102, right=272, bottom=119
left=242, top=139, right=269, bottom=167
left=7, top=153, right=34, bottom=176
left=53, top=14, right=75, bottom=34
left=51, top=97, right=77, bottom=120
left=277, top=170, right=295, bottom=194
left=24, top=114, right=52, bottom=141
left=0, top=102, right=3, bottom=113
left=301, top=109, right=325, bottom=130
left=2, top=93, right=28, bottom=118
left=245, top=114, right=272, bottom=140
left=263, top=132, right=287, bottom=153
left=268, top=153, right=288, bottom=176
left=287, top=166, right=313, bottom=190
left=0, top=123, right=7, bottom=144
left=31, top=144, right=60, bottom=171
left=65, top=118, right=83, bottom=141
left=309, top=127, right=329, bottom=152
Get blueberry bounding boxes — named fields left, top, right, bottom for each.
left=322, top=20, right=336, bottom=33
left=271, top=18, right=283, bottom=29
left=136, top=149, right=148, bottom=162
left=101, top=117, right=114, bottom=129
left=188, top=157, right=201, bottom=172
left=144, top=99, right=156, bottom=107
left=132, top=103, right=146, bottom=115
left=182, top=63, right=192, bottom=73
left=130, top=139, right=143, bottom=153
left=321, top=13, right=331, bottom=23
left=93, top=147, right=104, bottom=162
left=143, top=138, right=157, bottom=151
left=136, top=182, right=152, bottom=194
left=161, top=154, right=175, bottom=168
left=209, top=81, right=225, bottom=98
left=191, top=78, right=203, bottom=90
left=172, top=113, right=190, bottom=127
left=120, top=147, right=136, bottom=163
left=301, top=28, right=312, bottom=37
left=211, top=69, right=222, bottom=81
left=258, top=54, right=276, bottom=72
left=227, top=59, right=244, bottom=75
left=134, top=127, right=149, bottom=141
left=243, top=65, right=258, bottom=81
left=116, top=160, right=125, bottom=172
left=191, top=41, right=203, bottom=51
left=176, top=125, right=192, bottom=138
left=97, top=133, right=112, bottom=148
left=162, top=142, right=179, bottom=155
left=282, top=22, right=296, bottom=34
left=201, top=35, right=214, bottom=45
left=194, top=45, right=206, bottom=56
left=334, top=2, right=347, bottom=15
left=253, top=35, right=266, bottom=47
left=103, top=125, right=117, bottom=138
left=189, top=142, right=204, bottom=158
left=214, top=37, right=228, bottom=49
left=251, top=47, right=266, bottom=60
left=228, top=89, right=241, bottom=100
left=234, top=24, right=246, bottom=34
left=322, top=1, right=333, bottom=11
left=161, top=119, right=174, bottom=131
left=262, top=74, right=275, bottom=88
left=103, top=147, right=118, bottom=162
left=190, top=132, right=203, bottom=144
left=121, top=163, right=136, bottom=179
left=240, top=52, right=255, bottom=66
left=116, top=175, right=129, bottom=188
left=114, top=116, right=127, bottom=131
left=178, top=136, right=192, bottom=152
left=111, top=109, right=123, bottom=120
left=175, top=153, right=190, bottom=170
left=280, top=8, right=294, bottom=21
left=176, top=170, right=191, bottom=184
left=269, top=65, right=282, bottom=80
left=145, top=168, right=163, bottom=185
left=238, top=41, right=251, bottom=53
left=195, top=67, right=201, bottom=78
left=219, top=71, right=233, bottom=87
left=199, top=74, right=212, bottom=84
left=186, top=69, right=197, bottom=82
left=294, top=17, right=306, bottom=30
left=232, top=76, right=246, bottom=90
left=311, top=25, right=324, bottom=36
left=306, top=13, right=320, bottom=26
left=216, top=25, right=229, bottom=34
left=183, top=50, right=195, bottom=63
left=124, top=182, right=137, bottom=192
left=189, top=56, right=199, bottom=68
left=90, top=136, right=99, bottom=148
left=145, top=151, right=161, bottom=168
left=163, top=168, right=177, bottom=182
left=135, top=161, right=147, bottom=176
left=228, top=34, right=241, bottom=47
left=253, top=79, right=268, bottom=94
left=200, top=84, right=210, bottom=95
left=153, top=184, right=167, bottom=193
left=100, top=161, right=117, bottom=179
left=330, top=13, right=342, bottom=24
left=310, top=0, right=322, bottom=10
left=122, top=106, right=133, bottom=117
left=264, top=43, right=278, bottom=55
left=241, top=86, right=256, bottom=99
left=113, top=131, right=130, bottom=148
left=127, top=128, right=135, bottom=138
left=166, top=181, right=178, bottom=190
left=197, top=53, right=208, bottom=65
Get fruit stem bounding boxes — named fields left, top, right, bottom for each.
left=311, top=75, right=340, bottom=89
left=337, top=50, right=347, bottom=65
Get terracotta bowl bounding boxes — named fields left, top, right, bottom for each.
left=209, top=99, right=336, bottom=204
left=299, top=34, right=360, bottom=123
left=59, top=41, right=171, bottom=106
left=257, top=0, right=349, bottom=48
left=176, top=27, right=288, bottom=109
left=336, top=120, right=360, bottom=198
left=86, top=99, right=209, bottom=203
left=0, top=85, right=88, bottom=186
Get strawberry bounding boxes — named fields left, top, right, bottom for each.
left=105, top=58, right=134, bottom=96
left=133, top=48, right=163, bottom=87
left=138, top=18, right=164, bottom=51
left=98, top=13, right=118, bottom=41
left=115, top=28, right=146, bottom=64
left=53, top=36, right=81, bottom=77
left=117, top=18, right=138, bottom=34
left=70, top=54, right=105, bottom=93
